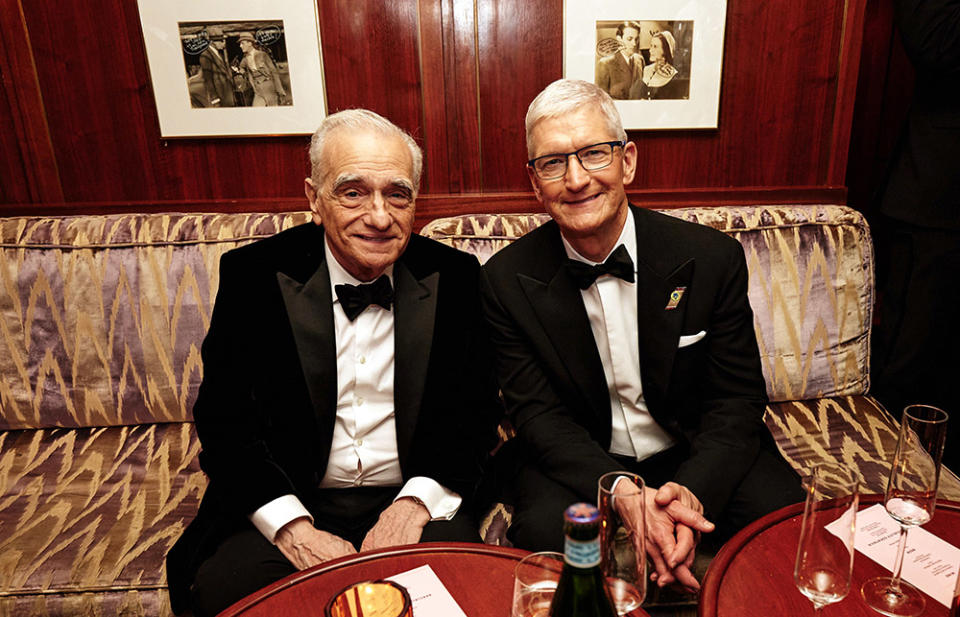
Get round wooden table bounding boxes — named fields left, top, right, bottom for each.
left=699, top=497, right=960, bottom=617
left=218, top=541, right=651, bottom=616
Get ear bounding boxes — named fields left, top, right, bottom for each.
left=526, top=165, right=544, bottom=203
left=304, top=178, right=322, bottom=225
left=621, top=140, right=638, bottom=185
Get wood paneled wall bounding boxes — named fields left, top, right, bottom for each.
left=2, top=0, right=873, bottom=226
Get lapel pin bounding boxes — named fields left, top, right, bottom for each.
left=665, top=286, right=686, bottom=310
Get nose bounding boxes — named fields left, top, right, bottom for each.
left=564, top=154, right=591, bottom=191
left=364, top=192, right=393, bottom=229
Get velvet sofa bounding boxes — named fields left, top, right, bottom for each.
left=0, top=205, right=956, bottom=616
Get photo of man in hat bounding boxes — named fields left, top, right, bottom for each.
left=197, top=25, right=236, bottom=107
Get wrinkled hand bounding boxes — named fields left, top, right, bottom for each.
left=360, top=498, right=431, bottom=553
left=644, top=482, right=714, bottom=592
left=274, top=517, right=357, bottom=570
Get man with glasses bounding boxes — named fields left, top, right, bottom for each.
left=481, top=79, right=801, bottom=592
left=166, top=109, right=500, bottom=617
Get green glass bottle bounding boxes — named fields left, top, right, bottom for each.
left=548, top=503, right=619, bottom=617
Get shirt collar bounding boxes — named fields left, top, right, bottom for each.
left=561, top=207, right=637, bottom=268
left=324, top=236, right=394, bottom=302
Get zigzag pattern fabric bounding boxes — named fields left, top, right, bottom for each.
left=0, top=423, right=203, bottom=613
left=1, top=207, right=955, bottom=617
left=0, top=212, right=311, bottom=430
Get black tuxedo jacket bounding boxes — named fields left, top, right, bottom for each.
left=480, top=205, right=768, bottom=519
left=166, top=223, right=499, bottom=612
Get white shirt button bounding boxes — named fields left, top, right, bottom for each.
left=357, top=355, right=366, bottom=364
left=356, top=396, right=364, bottom=406
left=355, top=439, right=363, bottom=447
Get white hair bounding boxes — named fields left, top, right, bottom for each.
left=524, top=79, right=627, bottom=158
left=308, top=109, right=423, bottom=191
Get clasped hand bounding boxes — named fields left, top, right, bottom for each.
left=274, top=498, right=431, bottom=570
left=614, top=480, right=714, bottom=593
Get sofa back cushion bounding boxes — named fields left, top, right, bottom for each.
left=420, top=205, right=874, bottom=402
left=0, top=212, right=310, bottom=430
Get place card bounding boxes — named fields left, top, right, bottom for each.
left=387, top=564, right=468, bottom=617
left=826, top=503, right=960, bottom=607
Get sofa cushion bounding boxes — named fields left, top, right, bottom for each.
left=765, top=395, right=960, bottom=499
left=0, top=212, right=310, bottom=430
left=421, top=205, right=873, bottom=402
left=0, top=422, right=203, bottom=613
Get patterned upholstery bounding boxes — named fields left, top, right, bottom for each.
left=1, top=206, right=955, bottom=616
left=0, top=212, right=308, bottom=616
left=0, top=212, right=311, bottom=430
left=0, top=423, right=202, bottom=615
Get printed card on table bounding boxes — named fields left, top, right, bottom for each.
left=827, top=503, right=960, bottom=607
left=387, top=564, right=468, bottom=617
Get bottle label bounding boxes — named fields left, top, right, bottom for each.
left=564, top=537, right=601, bottom=568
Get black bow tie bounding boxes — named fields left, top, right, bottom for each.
left=335, top=274, right=394, bottom=321
left=566, top=244, right=635, bottom=289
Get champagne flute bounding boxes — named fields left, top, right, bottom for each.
left=861, top=404, right=949, bottom=617
left=794, top=465, right=860, bottom=612
left=597, top=472, right=646, bottom=616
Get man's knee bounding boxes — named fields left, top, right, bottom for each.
left=715, top=448, right=803, bottom=542
left=507, top=503, right=566, bottom=552
left=190, top=529, right=296, bottom=617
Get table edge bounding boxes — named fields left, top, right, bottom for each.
left=697, top=496, right=960, bottom=617
left=218, top=541, right=531, bottom=616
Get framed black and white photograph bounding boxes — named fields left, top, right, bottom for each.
left=137, top=0, right=326, bottom=137
left=564, top=1, right=727, bottom=130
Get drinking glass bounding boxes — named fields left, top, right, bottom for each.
left=325, top=580, right=413, bottom=617
left=512, top=551, right=564, bottom=617
left=861, top=404, right=949, bottom=617
left=598, top=472, right=646, bottom=616
left=793, top=465, right=860, bottom=612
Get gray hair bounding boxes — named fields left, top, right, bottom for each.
left=309, top=109, right=423, bottom=192
left=525, top=79, right=627, bottom=158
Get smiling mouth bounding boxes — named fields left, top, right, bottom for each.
left=566, top=194, right=601, bottom=206
left=356, top=235, right=395, bottom=243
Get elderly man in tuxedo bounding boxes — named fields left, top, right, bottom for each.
left=481, top=79, right=801, bottom=592
left=166, top=109, right=500, bottom=616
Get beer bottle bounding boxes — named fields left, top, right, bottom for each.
left=548, top=503, right=618, bottom=617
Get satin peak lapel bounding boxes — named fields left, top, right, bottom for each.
left=393, top=262, right=438, bottom=468
left=518, top=266, right=609, bottom=421
left=277, top=262, right=338, bottom=469
left=636, top=258, right=694, bottom=406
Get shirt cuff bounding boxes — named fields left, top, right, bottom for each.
left=611, top=474, right=644, bottom=493
left=394, top=477, right=462, bottom=520
left=249, top=494, right=313, bottom=543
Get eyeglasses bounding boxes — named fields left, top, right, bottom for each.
left=527, top=141, right=625, bottom=180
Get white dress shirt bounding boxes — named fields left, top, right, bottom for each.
left=248, top=240, right=461, bottom=543
left=561, top=210, right=675, bottom=461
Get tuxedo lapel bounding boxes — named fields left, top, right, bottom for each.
left=633, top=208, right=694, bottom=408
left=518, top=241, right=609, bottom=423
left=277, top=259, right=338, bottom=468
left=393, top=260, right=438, bottom=468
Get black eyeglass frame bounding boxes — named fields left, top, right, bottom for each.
left=526, top=140, right=626, bottom=179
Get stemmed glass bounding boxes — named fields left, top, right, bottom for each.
left=861, top=404, right=949, bottom=617
left=794, top=465, right=860, bottom=613
left=597, top=472, right=646, bottom=616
